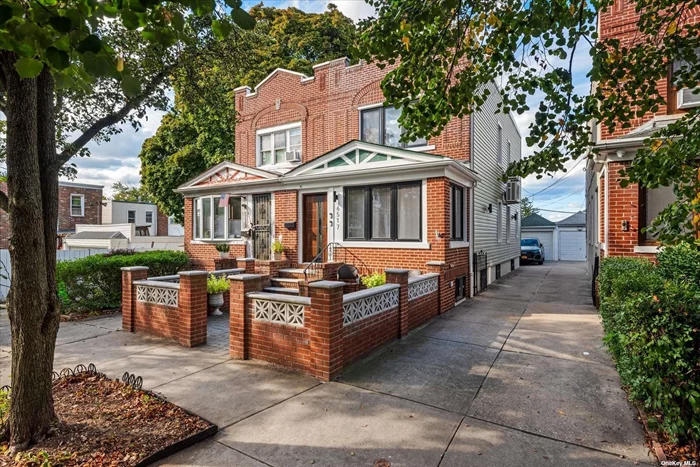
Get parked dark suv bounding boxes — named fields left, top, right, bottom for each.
left=521, top=237, right=545, bottom=265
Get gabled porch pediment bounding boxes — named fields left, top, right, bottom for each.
left=284, top=140, right=448, bottom=178
left=177, top=161, right=279, bottom=190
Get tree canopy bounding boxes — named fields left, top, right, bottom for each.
left=520, top=197, right=539, bottom=218
left=110, top=182, right=155, bottom=203
left=359, top=0, right=700, bottom=246
left=140, top=3, right=358, bottom=223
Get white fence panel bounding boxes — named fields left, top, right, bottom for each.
left=0, top=249, right=109, bottom=301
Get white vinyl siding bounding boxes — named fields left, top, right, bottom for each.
left=472, top=81, right=522, bottom=278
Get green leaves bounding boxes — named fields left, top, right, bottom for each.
left=0, top=4, right=14, bottom=27
left=14, top=57, right=44, bottom=78
left=48, top=15, right=72, bottom=33
left=46, top=46, right=69, bottom=70
left=121, top=74, right=141, bottom=97
left=231, top=7, right=255, bottom=30
left=76, top=34, right=102, bottom=54
left=212, top=19, right=232, bottom=39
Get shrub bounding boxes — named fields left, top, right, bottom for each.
left=206, top=276, right=229, bottom=294
left=271, top=240, right=284, bottom=254
left=361, top=272, right=386, bottom=288
left=57, top=250, right=189, bottom=313
left=214, top=243, right=230, bottom=253
left=599, top=245, right=700, bottom=444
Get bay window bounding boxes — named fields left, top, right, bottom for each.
left=193, top=195, right=243, bottom=241
left=344, top=182, right=421, bottom=242
left=360, top=106, right=427, bottom=148
left=258, top=124, right=302, bottom=166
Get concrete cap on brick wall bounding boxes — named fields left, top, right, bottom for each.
left=236, top=257, right=256, bottom=261
left=307, top=280, right=345, bottom=289
left=178, top=270, right=208, bottom=276
left=426, top=261, right=446, bottom=266
left=385, top=268, right=410, bottom=275
left=229, top=274, right=263, bottom=281
left=121, top=266, right=149, bottom=271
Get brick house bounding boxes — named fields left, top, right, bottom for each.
left=0, top=180, right=103, bottom=249
left=585, top=2, right=700, bottom=279
left=176, top=57, right=522, bottom=305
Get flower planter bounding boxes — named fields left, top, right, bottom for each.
left=273, top=252, right=282, bottom=261
left=219, top=251, right=229, bottom=259
left=208, top=293, right=224, bottom=316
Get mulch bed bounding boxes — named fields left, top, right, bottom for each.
left=60, top=308, right=120, bottom=322
left=638, top=405, right=699, bottom=463
left=0, top=371, right=213, bottom=466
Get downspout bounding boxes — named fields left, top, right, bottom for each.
left=604, top=164, right=609, bottom=258
left=469, top=115, right=476, bottom=297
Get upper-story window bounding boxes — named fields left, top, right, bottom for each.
left=360, top=106, right=427, bottom=149
left=673, top=48, right=700, bottom=110
left=145, top=211, right=153, bottom=224
left=127, top=210, right=136, bottom=223
left=257, top=123, right=302, bottom=167
left=70, top=194, right=84, bottom=217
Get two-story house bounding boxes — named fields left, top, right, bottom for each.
left=585, top=2, right=699, bottom=280
left=176, top=58, right=521, bottom=302
left=0, top=180, right=103, bottom=249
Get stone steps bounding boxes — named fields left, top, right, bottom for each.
left=263, top=286, right=299, bottom=296
left=270, top=277, right=302, bottom=289
left=277, top=268, right=307, bottom=280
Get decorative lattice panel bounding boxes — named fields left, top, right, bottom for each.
left=408, top=277, right=439, bottom=301
left=343, top=289, right=399, bottom=325
left=253, top=300, right=305, bottom=326
left=136, top=285, right=179, bottom=307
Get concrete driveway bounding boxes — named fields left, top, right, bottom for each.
left=0, top=262, right=653, bottom=466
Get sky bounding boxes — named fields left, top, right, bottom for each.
left=64, top=0, right=590, bottom=222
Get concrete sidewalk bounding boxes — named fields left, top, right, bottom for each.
left=0, top=262, right=653, bottom=466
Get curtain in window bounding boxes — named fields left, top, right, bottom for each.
left=371, top=187, right=392, bottom=239
left=228, top=197, right=242, bottom=238
left=361, top=108, right=381, bottom=144
left=397, top=184, right=420, bottom=240
left=274, top=132, right=286, bottom=164
left=346, top=189, right=365, bottom=238
left=260, top=134, right=272, bottom=165
left=202, top=197, right=212, bottom=238
left=384, top=107, right=401, bottom=147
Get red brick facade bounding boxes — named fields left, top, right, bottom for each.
left=0, top=181, right=103, bottom=249
left=594, top=1, right=700, bottom=258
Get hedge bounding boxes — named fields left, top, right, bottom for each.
left=599, top=243, right=700, bottom=444
left=57, top=250, right=189, bottom=313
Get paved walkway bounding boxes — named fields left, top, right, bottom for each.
left=0, top=262, right=653, bottom=466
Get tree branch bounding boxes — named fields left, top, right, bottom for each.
left=55, top=66, right=174, bottom=168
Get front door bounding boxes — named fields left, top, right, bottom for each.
left=303, top=194, right=327, bottom=263
left=252, top=194, right=271, bottom=260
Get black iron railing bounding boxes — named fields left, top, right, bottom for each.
left=303, top=242, right=371, bottom=282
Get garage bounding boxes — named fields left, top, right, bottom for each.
left=556, top=212, right=587, bottom=262
left=520, top=214, right=556, bottom=262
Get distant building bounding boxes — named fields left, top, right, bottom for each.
left=521, top=211, right=586, bottom=262
left=102, top=199, right=171, bottom=236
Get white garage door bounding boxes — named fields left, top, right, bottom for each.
left=521, top=230, right=554, bottom=262
left=559, top=229, right=586, bottom=261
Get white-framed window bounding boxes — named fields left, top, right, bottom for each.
left=193, top=195, right=242, bottom=241
left=127, top=210, right=136, bottom=223
left=497, top=124, right=503, bottom=165
left=145, top=211, right=153, bottom=224
left=672, top=48, right=700, bottom=109
left=506, top=206, right=511, bottom=241
left=450, top=184, right=465, bottom=241
left=70, top=194, right=84, bottom=217
left=360, top=106, right=427, bottom=148
left=497, top=202, right=503, bottom=243
left=257, top=123, right=302, bottom=167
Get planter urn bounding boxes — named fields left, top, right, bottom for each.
left=273, top=252, right=282, bottom=261
left=219, top=251, right=229, bottom=259
left=208, top=293, right=224, bottom=316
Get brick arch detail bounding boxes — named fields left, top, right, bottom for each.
left=351, top=80, right=384, bottom=108
left=250, top=102, right=308, bottom=131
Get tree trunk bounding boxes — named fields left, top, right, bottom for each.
left=0, top=52, right=60, bottom=449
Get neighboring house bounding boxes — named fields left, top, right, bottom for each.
left=521, top=211, right=587, bottom=262
left=176, top=57, right=521, bottom=301
left=0, top=180, right=103, bottom=249
left=63, top=223, right=184, bottom=251
left=102, top=199, right=175, bottom=236
left=168, top=216, right=185, bottom=236
left=585, top=1, right=699, bottom=277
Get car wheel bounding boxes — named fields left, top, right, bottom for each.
left=538, top=260, right=544, bottom=265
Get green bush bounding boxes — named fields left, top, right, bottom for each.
left=361, top=272, right=386, bottom=288
left=599, top=245, right=700, bottom=444
left=57, top=250, right=189, bottom=313
left=206, top=276, right=229, bottom=294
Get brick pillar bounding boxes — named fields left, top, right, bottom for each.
left=385, top=269, right=410, bottom=338
left=236, top=257, right=256, bottom=274
left=307, top=281, right=345, bottom=382
left=426, top=261, right=452, bottom=314
left=229, top=274, right=262, bottom=359
left=298, top=281, right=310, bottom=297
left=178, top=270, right=208, bottom=347
left=121, top=266, right=148, bottom=332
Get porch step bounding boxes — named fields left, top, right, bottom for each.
left=278, top=268, right=307, bottom=279
left=264, top=287, right=300, bottom=296
left=270, top=277, right=302, bottom=289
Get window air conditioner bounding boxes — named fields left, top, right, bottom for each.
left=504, top=178, right=521, bottom=205
left=677, top=87, right=700, bottom=110
left=285, top=150, right=301, bottom=162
